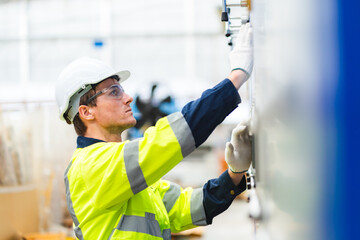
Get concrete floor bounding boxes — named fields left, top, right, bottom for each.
left=200, top=200, right=255, bottom=240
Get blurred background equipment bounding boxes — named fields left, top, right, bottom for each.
left=127, top=83, right=179, bottom=139
left=0, top=103, right=76, bottom=239
left=134, top=84, right=176, bottom=129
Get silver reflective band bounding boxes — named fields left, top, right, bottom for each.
left=162, top=182, right=181, bottom=212
left=64, top=161, right=85, bottom=240
left=190, top=188, right=207, bottom=226
left=110, top=213, right=163, bottom=238
left=123, top=139, right=148, bottom=194
left=167, top=112, right=196, bottom=158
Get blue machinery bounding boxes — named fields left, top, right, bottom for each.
left=221, top=0, right=360, bottom=239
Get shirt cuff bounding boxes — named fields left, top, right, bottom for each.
left=218, top=170, right=247, bottom=198
left=202, top=170, right=247, bottom=224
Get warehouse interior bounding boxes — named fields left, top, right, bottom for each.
left=0, top=0, right=359, bottom=240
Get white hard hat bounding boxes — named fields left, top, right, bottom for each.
left=55, top=57, right=130, bottom=123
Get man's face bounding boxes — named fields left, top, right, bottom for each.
left=90, top=78, right=136, bottom=133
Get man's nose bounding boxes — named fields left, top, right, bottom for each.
left=123, top=92, right=133, bottom=104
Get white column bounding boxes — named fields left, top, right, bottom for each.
left=183, top=0, right=196, bottom=79
left=18, top=0, right=30, bottom=100
left=98, top=0, right=113, bottom=64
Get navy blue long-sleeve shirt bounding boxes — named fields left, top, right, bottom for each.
left=180, top=78, right=246, bottom=223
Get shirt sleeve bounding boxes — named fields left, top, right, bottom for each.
left=181, top=79, right=241, bottom=147
left=202, top=170, right=247, bottom=224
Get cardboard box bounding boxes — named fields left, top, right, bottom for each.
left=0, top=185, right=39, bottom=240
left=23, top=233, right=67, bottom=240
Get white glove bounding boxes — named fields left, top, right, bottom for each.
left=229, top=23, right=253, bottom=78
left=225, top=121, right=252, bottom=173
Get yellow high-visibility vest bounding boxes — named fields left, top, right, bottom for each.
left=64, top=112, right=207, bottom=239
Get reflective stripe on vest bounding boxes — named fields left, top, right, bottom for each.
left=64, top=161, right=85, bottom=240
left=123, top=139, right=148, bottom=194
left=190, top=188, right=207, bottom=226
left=162, top=182, right=181, bottom=213
left=123, top=112, right=194, bottom=195
left=108, top=212, right=171, bottom=240
left=167, top=112, right=195, bottom=158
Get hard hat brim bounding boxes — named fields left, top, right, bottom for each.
left=116, top=70, right=131, bottom=83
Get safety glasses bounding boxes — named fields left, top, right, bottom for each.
left=85, top=84, right=125, bottom=105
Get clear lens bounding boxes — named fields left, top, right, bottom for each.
left=103, top=85, right=124, bottom=99
left=85, top=84, right=125, bottom=105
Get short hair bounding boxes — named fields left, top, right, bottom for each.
left=65, top=85, right=97, bottom=136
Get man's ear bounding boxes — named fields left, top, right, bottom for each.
left=78, top=105, right=95, bottom=121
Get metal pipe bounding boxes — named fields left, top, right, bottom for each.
left=221, top=0, right=229, bottom=22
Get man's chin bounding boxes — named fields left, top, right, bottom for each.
left=126, top=118, right=137, bottom=129
left=117, top=118, right=137, bottom=131
left=131, top=118, right=137, bottom=127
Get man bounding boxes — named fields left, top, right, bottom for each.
left=56, top=23, right=253, bottom=239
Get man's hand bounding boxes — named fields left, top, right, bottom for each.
left=229, top=23, right=253, bottom=75
left=228, top=23, right=253, bottom=89
left=225, top=120, right=252, bottom=173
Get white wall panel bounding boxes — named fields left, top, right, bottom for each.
left=0, top=43, right=20, bottom=85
